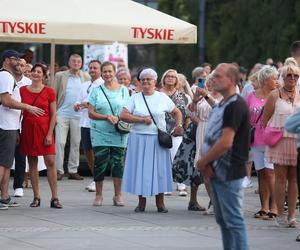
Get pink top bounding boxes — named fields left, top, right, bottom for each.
left=246, top=92, right=266, bottom=146
left=268, top=90, right=300, bottom=138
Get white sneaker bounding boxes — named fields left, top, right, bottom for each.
left=164, top=192, right=172, bottom=196
left=14, top=188, right=24, bottom=197
left=242, top=177, right=253, bottom=189
left=179, top=190, right=188, bottom=197
left=87, top=181, right=96, bottom=192
left=177, top=183, right=186, bottom=191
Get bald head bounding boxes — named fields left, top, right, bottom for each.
left=212, top=63, right=239, bottom=93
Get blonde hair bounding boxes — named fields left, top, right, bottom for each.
left=178, top=73, right=193, bottom=98
left=257, top=66, right=278, bottom=87
left=284, top=57, right=298, bottom=66
left=281, top=64, right=300, bottom=78
left=160, top=69, right=179, bottom=89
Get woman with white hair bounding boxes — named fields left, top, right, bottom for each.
left=120, top=68, right=183, bottom=213
left=246, top=66, right=278, bottom=220
left=262, top=64, right=300, bottom=227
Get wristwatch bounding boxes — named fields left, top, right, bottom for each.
left=204, top=95, right=210, bottom=100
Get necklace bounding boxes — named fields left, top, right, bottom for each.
left=283, top=87, right=294, bottom=92
left=163, top=87, right=176, bottom=97
left=282, top=88, right=295, bottom=104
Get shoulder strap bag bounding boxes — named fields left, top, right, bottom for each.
left=99, top=85, right=132, bottom=134
left=250, top=106, right=264, bottom=144
left=142, top=92, right=173, bottom=149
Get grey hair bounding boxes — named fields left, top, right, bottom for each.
left=191, top=66, right=206, bottom=82
left=257, top=65, right=278, bottom=86
left=139, top=68, right=158, bottom=81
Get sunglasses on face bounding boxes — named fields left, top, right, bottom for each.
left=286, top=73, right=299, bottom=80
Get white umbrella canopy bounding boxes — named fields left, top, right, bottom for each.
left=0, top=0, right=197, bottom=44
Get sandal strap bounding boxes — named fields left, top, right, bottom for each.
left=30, top=197, right=40, bottom=207
left=51, top=198, right=62, bottom=208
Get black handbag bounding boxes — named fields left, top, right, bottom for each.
left=100, top=85, right=132, bottom=134
left=142, top=93, right=173, bottom=149
left=250, top=107, right=264, bottom=144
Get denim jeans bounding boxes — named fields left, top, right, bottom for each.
left=210, top=178, right=249, bottom=250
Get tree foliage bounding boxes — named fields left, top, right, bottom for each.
left=157, top=0, right=300, bottom=79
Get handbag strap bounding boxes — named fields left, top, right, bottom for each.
left=142, top=92, right=158, bottom=127
left=254, top=106, right=264, bottom=124
left=99, top=85, right=115, bottom=116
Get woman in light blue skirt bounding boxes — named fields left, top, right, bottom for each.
left=120, top=68, right=183, bottom=213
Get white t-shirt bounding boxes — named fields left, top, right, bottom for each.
left=0, top=71, right=21, bottom=130
left=125, top=91, right=175, bottom=134
left=76, top=78, right=103, bottom=128
left=17, top=75, right=32, bottom=87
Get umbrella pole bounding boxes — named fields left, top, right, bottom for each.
left=50, top=41, right=55, bottom=85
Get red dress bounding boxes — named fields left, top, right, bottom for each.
left=20, top=86, right=56, bottom=156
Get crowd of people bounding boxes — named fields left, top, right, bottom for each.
left=0, top=40, right=300, bottom=249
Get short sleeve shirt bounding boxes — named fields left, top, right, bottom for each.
left=125, top=91, right=175, bottom=135
left=88, top=84, right=130, bottom=147
left=203, top=94, right=250, bottom=181
left=0, top=70, right=21, bottom=130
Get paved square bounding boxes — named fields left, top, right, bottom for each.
left=0, top=177, right=299, bottom=250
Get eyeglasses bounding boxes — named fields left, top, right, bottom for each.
left=286, top=73, right=299, bottom=80
left=165, top=75, right=177, bottom=78
left=9, top=57, right=19, bottom=61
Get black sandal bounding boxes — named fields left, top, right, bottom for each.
left=254, top=210, right=267, bottom=218
left=188, top=202, right=206, bottom=211
left=263, top=212, right=277, bottom=220
left=296, top=234, right=300, bottom=242
left=134, top=206, right=145, bottom=212
left=50, top=198, right=63, bottom=209
left=30, top=197, right=40, bottom=208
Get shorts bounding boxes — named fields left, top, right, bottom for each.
left=93, top=146, right=125, bottom=182
left=81, top=127, right=92, bottom=151
left=0, top=128, right=17, bottom=168
left=250, top=146, right=273, bottom=171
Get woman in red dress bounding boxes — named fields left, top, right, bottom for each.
left=20, top=63, right=62, bottom=209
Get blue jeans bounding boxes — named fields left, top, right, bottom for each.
left=210, top=178, right=249, bottom=250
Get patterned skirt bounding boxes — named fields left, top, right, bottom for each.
left=266, top=137, right=297, bottom=166
left=172, top=123, right=203, bottom=186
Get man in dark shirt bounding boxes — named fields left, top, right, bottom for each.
left=197, top=63, right=250, bottom=250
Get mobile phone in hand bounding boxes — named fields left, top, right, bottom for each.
left=198, top=78, right=205, bottom=88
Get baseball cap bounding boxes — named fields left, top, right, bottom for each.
left=1, top=49, right=24, bottom=60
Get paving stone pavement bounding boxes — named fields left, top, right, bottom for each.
left=0, top=176, right=299, bottom=250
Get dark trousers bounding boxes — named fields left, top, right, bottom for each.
left=297, top=148, right=300, bottom=207
left=13, top=145, right=26, bottom=190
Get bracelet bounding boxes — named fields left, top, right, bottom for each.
left=176, top=124, right=183, bottom=128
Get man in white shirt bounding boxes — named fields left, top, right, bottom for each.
left=74, top=60, right=103, bottom=192
left=12, top=58, right=32, bottom=198
left=0, top=50, right=44, bottom=210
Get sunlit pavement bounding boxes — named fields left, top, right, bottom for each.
left=0, top=177, right=299, bottom=250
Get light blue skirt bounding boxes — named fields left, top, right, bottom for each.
left=122, top=132, right=173, bottom=197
